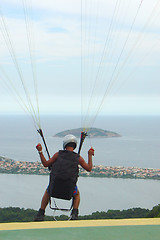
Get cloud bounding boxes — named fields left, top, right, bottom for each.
left=100, top=95, right=160, bottom=115
left=1, top=0, right=160, bottom=61
left=0, top=0, right=160, bottom=116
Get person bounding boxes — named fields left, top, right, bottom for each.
left=34, top=134, right=94, bottom=221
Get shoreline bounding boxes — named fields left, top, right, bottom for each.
left=1, top=156, right=160, bottom=180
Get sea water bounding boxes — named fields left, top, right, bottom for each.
left=0, top=114, right=160, bottom=215
left=0, top=114, right=160, bottom=168
left=1, top=174, right=160, bottom=216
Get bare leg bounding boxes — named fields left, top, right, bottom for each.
left=40, top=190, right=50, bottom=210
left=71, top=190, right=80, bottom=220
left=73, top=190, right=80, bottom=209
left=34, top=190, right=49, bottom=221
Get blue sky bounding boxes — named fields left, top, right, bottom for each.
left=0, top=0, right=160, bottom=122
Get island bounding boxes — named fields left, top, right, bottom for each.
left=1, top=156, right=160, bottom=180
left=54, top=127, right=121, bottom=138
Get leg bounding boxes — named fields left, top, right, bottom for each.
left=71, top=189, right=80, bottom=220
left=40, top=190, right=50, bottom=210
left=73, top=190, right=80, bottom=209
left=34, top=190, right=50, bottom=221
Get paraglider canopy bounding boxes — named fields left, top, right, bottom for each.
left=0, top=0, right=160, bottom=152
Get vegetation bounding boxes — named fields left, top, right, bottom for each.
left=145, top=204, right=160, bottom=218
left=79, top=208, right=149, bottom=220
left=1, top=204, right=160, bottom=223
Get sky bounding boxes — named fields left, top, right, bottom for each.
left=0, top=0, right=160, bottom=122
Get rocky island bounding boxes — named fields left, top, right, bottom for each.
left=54, top=127, right=121, bottom=138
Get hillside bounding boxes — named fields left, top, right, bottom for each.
left=54, top=127, right=121, bottom=138
left=0, top=206, right=152, bottom=222
left=1, top=203, right=160, bottom=222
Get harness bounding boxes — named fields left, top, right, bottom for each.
left=48, top=150, right=79, bottom=219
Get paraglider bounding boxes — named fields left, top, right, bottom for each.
left=34, top=135, right=94, bottom=221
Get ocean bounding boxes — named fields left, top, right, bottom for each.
left=1, top=174, right=160, bottom=216
left=0, top=114, right=160, bottom=216
left=0, top=114, right=160, bottom=168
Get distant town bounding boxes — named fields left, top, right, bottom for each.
left=0, top=156, right=160, bottom=180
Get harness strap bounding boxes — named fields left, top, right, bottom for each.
left=78, top=131, right=88, bottom=154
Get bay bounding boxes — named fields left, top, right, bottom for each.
left=1, top=174, right=160, bottom=216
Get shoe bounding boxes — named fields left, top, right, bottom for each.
left=70, top=208, right=78, bottom=220
left=34, top=208, right=45, bottom=221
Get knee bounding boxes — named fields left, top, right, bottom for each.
left=75, top=190, right=80, bottom=198
left=44, top=190, right=50, bottom=199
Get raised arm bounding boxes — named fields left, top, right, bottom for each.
left=79, top=148, right=94, bottom=172
left=36, top=143, right=58, bottom=167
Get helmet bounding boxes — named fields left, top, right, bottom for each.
left=63, top=134, right=77, bottom=150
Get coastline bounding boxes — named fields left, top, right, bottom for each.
left=1, top=156, right=160, bottom=180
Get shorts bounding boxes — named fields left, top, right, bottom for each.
left=46, top=184, right=78, bottom=197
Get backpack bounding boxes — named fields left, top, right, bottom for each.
left=48, top=150, right=79, bottom=200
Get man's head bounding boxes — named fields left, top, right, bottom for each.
left=63, top=134, right=77, bottom=150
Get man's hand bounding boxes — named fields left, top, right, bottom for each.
left=88, top=147, right=94, bottom=156
left=36, top=143, right=42, bottom=152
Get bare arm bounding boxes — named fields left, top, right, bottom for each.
left=79, top=148, right=94, bottom=172
left=36, top=143, right=58, bottom=167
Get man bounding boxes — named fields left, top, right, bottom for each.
left=35, top=134, right=94, bottom=221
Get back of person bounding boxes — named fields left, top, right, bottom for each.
left=48, top=150, right=79, bottom=200
left=35, top=134, right=94, bottom=221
